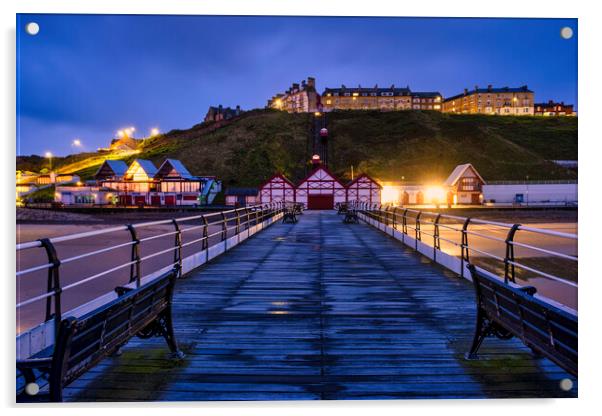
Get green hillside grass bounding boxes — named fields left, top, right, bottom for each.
left=18, top=110, right=577, bottom=187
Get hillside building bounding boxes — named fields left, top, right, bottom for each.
left=267, top=77, right=320, bottom=113
left=204, top=105, right=243, bottom=123
left=442, top=85, right=534, bottom=116
left=321, top=84, right=442, bottom=112
left=534, top=100, right=575, bottom=116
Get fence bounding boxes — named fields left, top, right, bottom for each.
left=16, top=202, right=285, bottom=359
left=350, top=201, right=578, bottom=313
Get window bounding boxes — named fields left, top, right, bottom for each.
left=326, top=99, right=332, bottom=105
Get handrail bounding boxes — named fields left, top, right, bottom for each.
left=349, top=200, right=577, bottom=289
left=16, top=202, right=286, bottom=333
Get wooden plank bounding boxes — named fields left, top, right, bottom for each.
left=62, top=211, right=576, bottom=402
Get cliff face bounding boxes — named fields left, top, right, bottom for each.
left=18, top=109, right=577, bottom=187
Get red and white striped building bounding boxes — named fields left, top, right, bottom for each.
left=346, top=174, right=382, bottom=206
left=259, top=173, right=296, bottom=204
left=258, top=167, right=382, bottom=210
left=295, top=167, right=347, bottom=210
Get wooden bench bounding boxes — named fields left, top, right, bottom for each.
left=282, top=209, right=297, bottom=224
left=293, top=203, right=303, bottom=215
left=343, top=210, right=359, bottom=224
left=17, top=268, right=184, bottom=402
left=466, top=264, right=577, bottom=377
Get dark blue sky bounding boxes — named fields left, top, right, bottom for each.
left=16, top=15, right=577, bottom=156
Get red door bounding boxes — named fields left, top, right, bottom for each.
left=471, top=193, right=481, bottom=204
left=151, top=195, right=161, bottom=206
left=119, top=195, right=132, bottom=206
left=165, top=195, right=176, bottom=206
left=307, top=194, right=334, bottom=210
left=134, top=196, right=146, bottom=206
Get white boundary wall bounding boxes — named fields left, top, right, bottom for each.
left=16, top=211, right=283, bottom=360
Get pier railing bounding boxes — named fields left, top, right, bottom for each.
left=350, top=201, right=578, bottom=311
left=17, top=202, right=285, bottom=358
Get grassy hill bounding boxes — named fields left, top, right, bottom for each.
left=17, top=110, right=577, bottom=187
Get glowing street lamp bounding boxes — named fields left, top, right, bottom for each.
left=150, top=127, right=160, bottom=137
left=45, top=151, right=53, bottom=170
left=72, top=139, right=81, bottom=147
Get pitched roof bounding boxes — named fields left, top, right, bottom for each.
left=94, top=159, right=128, bottom=178
left=444, top=164, right=486, bottom=187
left=411, top=91, right=442, bottom=98
left=258, top=173, right=296, bottom=189
left=443, top=86, right=533, bottom=103
left=155, top=159, right=193, bottom=179
left=297, top=166, right=345, bottom=188
left=323, top=86, right=411, bottom=96
left=129, top=159, right=158, bottom=177
left=347, top=173, right=383, bottom=189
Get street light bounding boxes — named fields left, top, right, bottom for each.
left=150, top=127, right=160, bottom=137
left=72, top=139, right=81, bottom=147
left=45, top=152, right=53, bottom=171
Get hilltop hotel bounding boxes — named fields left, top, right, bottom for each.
left=321, top=85, right=442, bottom=111
left=267, top=78, right=556, bottom=116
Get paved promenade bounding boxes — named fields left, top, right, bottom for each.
left=63, top=211, right=576, bottom=401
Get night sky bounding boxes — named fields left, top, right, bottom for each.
left=16, top=15, right=577, bottom=156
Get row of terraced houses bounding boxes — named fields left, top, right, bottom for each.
left=267, top=77, right=575, bottom=116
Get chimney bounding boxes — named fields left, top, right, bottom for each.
left=475, top=85, right=479, bottom=92
left=236, top=105, right=241, bottom=115
left=487, top=84, right=492, bottom=92
left=390, top=84, right=395, bottom=89
left=307, top=77, right=316, bottom=88
left=218, top=104, right=223, bottom=113
left=464, top=88, right=468, bottom=95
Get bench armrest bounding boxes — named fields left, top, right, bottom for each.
left=518, top=286, right=537, bottom=296
left=17, top=357, right=53, bottom=370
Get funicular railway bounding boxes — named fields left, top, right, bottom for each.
left=16, top=201, right=577, bottom=401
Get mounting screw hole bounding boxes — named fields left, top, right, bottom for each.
left=559, top=378, right=573, bottom=391
left=560, top=27, right=573, bottom=40
left=25, top=382, right=39, bottom=396
left=25, top=22, right=40, bottom=36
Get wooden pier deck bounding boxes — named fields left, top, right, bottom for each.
left=63, top=211, right=576, bottom=401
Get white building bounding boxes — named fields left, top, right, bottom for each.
left=55, top=186, right=115, bottom=205
left=482, top=181, right=577, bottom=205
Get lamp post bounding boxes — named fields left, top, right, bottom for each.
left=45, top=152, right=53, bottom=171
left=525, top=175, right=530, bottom=206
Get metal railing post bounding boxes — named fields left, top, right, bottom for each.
left=460, top=217, right=471, bottom=279
left=402, top=209, right=408, bottom=235
left=221, top=212, right=227, bottom=241
left=171, top=219, right=182, bottom=277
left=235, top=209, right=241, bottom=234
left=244, top=207, right=251, bottom=231
left=392, top=207, right=398, bottom=229
left=127, top=224, right=141, bottom=287
left=415, top=211, right=422, bottom=243
left=39, top=238, right=62, bottom=335
left=202, top=215, right=209, bottom=250
left=433, top=213, right=441, bottom=260
left=504, top=224, right=521, bottom=284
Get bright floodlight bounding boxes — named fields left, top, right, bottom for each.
left=73, top=139, right=81, bottom=146
left=150, top=128, right=160, bottom=136
left=45, top=152, right=52, bottom=158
